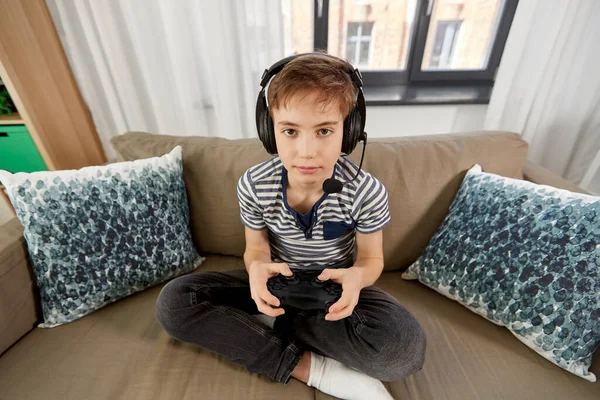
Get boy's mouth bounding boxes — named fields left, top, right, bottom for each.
left=295, top=166, right=320, bottom=174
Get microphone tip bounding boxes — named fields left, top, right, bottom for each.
left=323, top=178, right=344, bottom=194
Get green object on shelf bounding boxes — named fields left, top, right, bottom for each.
left=0, top=87, right=15, bottom=115
left=0, top=125, right=47, bottom=184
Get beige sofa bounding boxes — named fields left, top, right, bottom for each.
left=0, top=131, right=598, bottom=400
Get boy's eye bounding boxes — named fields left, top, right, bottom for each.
left=283, top=129, right=297, bottom=137
left=318, top=129, right=333, bottom=137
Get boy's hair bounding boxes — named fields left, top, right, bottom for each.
left=267, top=53, right=356, bottom=118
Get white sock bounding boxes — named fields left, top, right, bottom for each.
left=307, top=352, right=394, bottom=400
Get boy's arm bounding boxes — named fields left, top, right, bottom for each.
left=351, top=230, right=385, bottom=289
left=243, top=227, right=272, bottom=273
left=350, top=174, right=389, bottom=287
left=238, top=171, right=270, bottom=272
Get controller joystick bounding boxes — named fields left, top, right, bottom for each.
left=311, top=277, right=326, bottom=287
left=284, top=274, right=300, bottom=284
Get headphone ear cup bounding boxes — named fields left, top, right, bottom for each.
left=342, top=107, right=362, bottom=155
left=256, top=89, right=277, bottom=155
left=265, top=112, right=277, bottom=154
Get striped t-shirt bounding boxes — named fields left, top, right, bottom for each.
left=237, top=156, right=391, bottom=270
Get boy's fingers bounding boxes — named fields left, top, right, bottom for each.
left=325, top=307, right=352, bottom=321
left=267, top=263, right=292, bottom=276
left=265, top=306, right=284, bottom=317
left=317, top=268, right=331, bottom=281
left=325, top=303, right=345, bottom=320
left=256, top=298, right=284, bottom=317
left=260, top=289, right=281, bottom=307
left=279, top=264, right=293, bottom=276
left=260, top=305, right=283, bottom=317
left=328, top=293, right=350, bottom=313
left=318, top=268, right=343, bottom=282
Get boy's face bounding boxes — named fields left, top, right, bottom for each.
left=272, top=90, right=345, bottom=192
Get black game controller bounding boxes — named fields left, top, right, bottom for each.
left=267, top=269, right=343, bottom=312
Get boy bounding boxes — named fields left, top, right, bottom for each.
left=156, top=53, right=426, bottom=400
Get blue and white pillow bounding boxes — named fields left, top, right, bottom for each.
left=0, top=146, right=203, bottom=328
left=402, top=164, right=600, bottom=382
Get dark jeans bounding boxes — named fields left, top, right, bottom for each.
left=155, top=269, right=426, bottom=384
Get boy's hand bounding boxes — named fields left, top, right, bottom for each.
left=248, top=261, right=293, bottom=317
left=318, top=267, right=363, bottom=321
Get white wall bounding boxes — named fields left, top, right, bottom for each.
left=365, top=104, right=488, bottom=138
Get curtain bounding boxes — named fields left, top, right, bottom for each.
left=46, top=0, right=285, bottom=160
left=485, top=0, right=600, bottom=194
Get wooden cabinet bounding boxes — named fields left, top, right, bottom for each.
left=0, top=0, right=107, bottom=218
left=0, top=0, right=106, bottom=172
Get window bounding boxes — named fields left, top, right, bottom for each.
left=281, top=0, right=314, bottom=56
left=428, top=20, right=461, bottom=69
left=346, top=22, right=374, bottom=67
left=282, top=0, right=518, bottom=88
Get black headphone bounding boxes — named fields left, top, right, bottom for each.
left=255, top=52, right=367, bottom=156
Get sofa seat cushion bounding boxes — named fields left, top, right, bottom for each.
left=378, top=273, right=600, bottom=400
left=0, top=255, right=597, bottom=399
left=0, top=255, right=315, bottom=400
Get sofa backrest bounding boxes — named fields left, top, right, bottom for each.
left=111, top=131, right=528, bottom=271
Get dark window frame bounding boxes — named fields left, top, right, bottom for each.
left=313, top=0, right=519, bottom=86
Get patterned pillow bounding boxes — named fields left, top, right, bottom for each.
left=402, top=164, right=600, bottom=382
left=0, top=146, right=203, bottom=328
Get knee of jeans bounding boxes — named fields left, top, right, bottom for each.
left=364, top=317, right=427, bottom=381
left=155, top=278, right=191, bottom=332
left=386, top=322, right=426, bottom=381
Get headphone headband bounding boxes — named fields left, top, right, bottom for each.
left=260, top=53, right=364, bottom=90
left=255, top=52, right=366, bottom=155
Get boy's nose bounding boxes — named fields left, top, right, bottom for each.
left=298, top=134, right=317, bottom=158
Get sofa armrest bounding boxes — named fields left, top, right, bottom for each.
left=523, top=161, right=590, bottom=195
left=0, top=218, right=40, bottom=356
